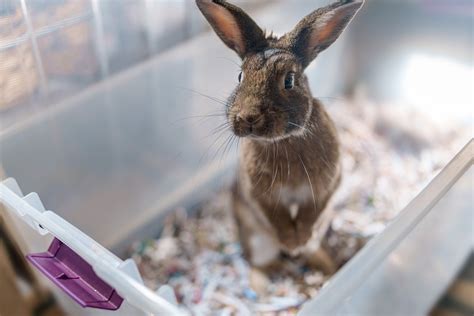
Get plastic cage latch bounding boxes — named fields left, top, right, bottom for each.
left=26, top=238, right=124, bottom=310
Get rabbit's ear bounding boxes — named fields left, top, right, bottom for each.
left=284, top=0, right=364, bottom=67
left=196, top=0, right=267, bottom=59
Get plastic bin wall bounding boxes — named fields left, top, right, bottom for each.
left=0, top=0, right=350, bottom=256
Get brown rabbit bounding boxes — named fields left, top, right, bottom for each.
left=196, top=0, right=364, bottom=269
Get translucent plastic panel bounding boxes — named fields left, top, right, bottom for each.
left=26, top=0, right=92, bottom=30
left=0, top=0, right=27, bottom=43
left=0, top=43, right=39, bottom=111
left=99, top=0, right=149, bottom=74
left=143, top=0, right=188, bottom=55
left=0, top=46, right=235, bottom=249
left=333, top=167, right=473, bottom=315
left=36, top=20, right=100, bottom=99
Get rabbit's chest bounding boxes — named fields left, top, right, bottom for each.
left=274, top=184, right=313, bottom=219
left=278, top=184, right=312, bottom=204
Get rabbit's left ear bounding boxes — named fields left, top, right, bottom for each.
left=284, top=0, right=364, bottom=68
left=196, top=0, right=267, bottom=59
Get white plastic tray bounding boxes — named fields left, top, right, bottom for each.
left=0, top=177, right=182, bottom=316
left=1, top=140, right=471, bottom=315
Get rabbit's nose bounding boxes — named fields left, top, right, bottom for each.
left=234, top=113, right=264, bottom=136
left=237, top=113, right=262, bottom=125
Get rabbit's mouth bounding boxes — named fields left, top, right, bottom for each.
left=230, top=101, right=313, bottom=141
left=231, top=113, right=289, bottom=140
left=239, top=104, right=313, bottom=142
left=231, top=116, right=266, bottom=138
left=227, top=108, right=266, bottom=137
left=239, top=121, right=309, bottom=142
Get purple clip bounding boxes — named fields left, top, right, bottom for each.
left=27, top=238, right=123, bottom=310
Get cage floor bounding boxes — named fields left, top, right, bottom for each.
left=130, top=98, right=469, bottom=315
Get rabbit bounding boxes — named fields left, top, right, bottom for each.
left=196, top=0, right=364, bottom=271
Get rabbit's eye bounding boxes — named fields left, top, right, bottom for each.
left=238, top=71, right=244, bottom=83
left=285, top=72, right=295, bottom=90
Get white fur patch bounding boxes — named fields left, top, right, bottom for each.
left=263, top=48, right=285, bottom=59
left=249, top=233, right=280, bottom=267
left=289, top=203, right=299, bottom=220
left=275, top=184, right=313, bottom=221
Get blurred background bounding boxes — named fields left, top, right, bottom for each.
left=0, top=0, right=472, bottom=315
left=0, top=0, right=472, bottom=129
left=0, top=0, right=274, bottom=129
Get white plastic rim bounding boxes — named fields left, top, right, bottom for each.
left=0, top=178, right=183, bottom=316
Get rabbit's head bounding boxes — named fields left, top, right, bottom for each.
left=197, top=0, right=363, bottom=140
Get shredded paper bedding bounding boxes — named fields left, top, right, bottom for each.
left=131, top=99, right=468, bottom=315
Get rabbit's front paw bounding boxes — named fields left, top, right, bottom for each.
left=246, top=232, right=280, bottom=268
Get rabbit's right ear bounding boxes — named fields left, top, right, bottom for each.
left=283, top=0, right=364, bottom=68
left=196, top=0, right=267, bottom=59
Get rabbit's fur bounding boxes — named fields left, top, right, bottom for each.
left=197, top=0, right=363, bottom=268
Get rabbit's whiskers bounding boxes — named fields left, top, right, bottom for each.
left=175, top=112, right=226, bottom=123
left=213, top=134, right=233, bottom=163
left=271, top=160, right=284, bottom=219
left=267, top=140, right=279, bottom=195
left=222, top=134, right=237, bottom=162
left=199, top=126, right=230, bottom=164
left=216, top=56, right=242, bottom=69
left=181, top=87, right=229, bottom=107
left=284, top=146, right=291, bottom=181
left=297, top=154, right=317, bottom=214
left=253, top=144, right=271, bottom=188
